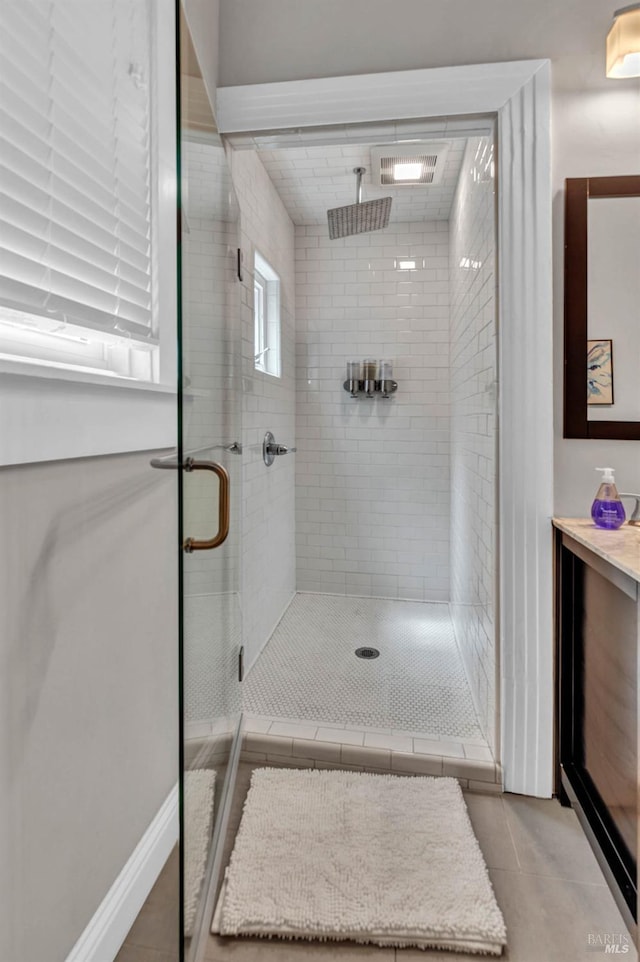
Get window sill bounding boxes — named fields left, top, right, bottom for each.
left=1, top=357, right=178, bottom=466
left=0, top=357, right=177, bottom=395
left=253, top=365, right=282, bottom=381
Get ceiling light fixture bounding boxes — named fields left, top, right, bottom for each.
left=606, top=3, right=640, bottom=77
left=393, top=162, right=423, bottom=181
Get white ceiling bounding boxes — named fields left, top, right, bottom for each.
left=257, top=140, right=467, bottom=226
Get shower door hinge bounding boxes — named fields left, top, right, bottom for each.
left=237, top=248, right=243, bottom=282
left=238, top=645, right=245, bottom=682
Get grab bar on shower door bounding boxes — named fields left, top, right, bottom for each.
left=150, top=456, right=230, bottom=551
left=150, top=442, right=241, bottom=467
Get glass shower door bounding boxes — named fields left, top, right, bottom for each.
left=178, top=13, right=242, bottom=956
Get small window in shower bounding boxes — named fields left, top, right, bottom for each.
left=254, top=251, right=281, bottom=377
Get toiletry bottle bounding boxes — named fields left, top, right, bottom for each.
left=591, top=467, right=626, bottom=529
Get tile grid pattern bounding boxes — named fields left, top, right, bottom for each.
left=295, top=223, right=451, bottom=600
left=184, top=595, right=241, bottom=723
left=241, top=720, right=498, bottom=788
left=229, top=149, right=298, bottom=669
left=242, top=594, right=481, bottom=736
left=258, top=140, right=466, bottom=225
left=245, top=716, right=492, bottom=756
left=449, top=137, right=498, bottom=750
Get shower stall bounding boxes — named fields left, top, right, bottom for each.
left=177, top=88, right=500, bottom=947
left=222, top=126, right=499, bottom=780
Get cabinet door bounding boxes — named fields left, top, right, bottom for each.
left=558, top=538, right=637, bottom=922
left=581, top=565, right=637, bottom=856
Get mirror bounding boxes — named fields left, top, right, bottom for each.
left=564, top=175, right=640, bottom=439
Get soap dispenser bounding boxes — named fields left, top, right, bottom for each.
left=591, top=467, right=626, bottom=529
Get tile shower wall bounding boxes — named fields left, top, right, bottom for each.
left=449, top=137, right=497, bottom=750
left=295, top=223, right=450, bottom=600
left=229, top=149, right=296, bottom=669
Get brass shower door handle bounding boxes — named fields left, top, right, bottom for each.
left=183, top=458, right=230, bottom=552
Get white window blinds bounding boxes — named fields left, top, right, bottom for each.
left=0, top=0, right=154, bottom=342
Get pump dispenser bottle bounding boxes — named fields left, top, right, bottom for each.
left=591, top=467, right=626, bottom=529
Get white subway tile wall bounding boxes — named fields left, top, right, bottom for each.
left=229, top=150, right=297, bottom=669
left=449, top=137, right=498, bottom=751
left=258, top=142, right=466, bottom=226
left=295, top=222, right=451, bottom=600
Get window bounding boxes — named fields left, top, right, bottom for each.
left=253, top=251, right=281, bottom=378
left=0, top=0, right=166, bottom=384
left=0, top=0, right=177, bottom=465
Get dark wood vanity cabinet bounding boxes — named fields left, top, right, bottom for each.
left=556, top=528, right=638, bottom=927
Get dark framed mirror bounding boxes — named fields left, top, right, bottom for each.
left=564, top=175, right=640, bottom=440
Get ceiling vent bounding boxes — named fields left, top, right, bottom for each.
left=370, top=142, right=451, bottom=187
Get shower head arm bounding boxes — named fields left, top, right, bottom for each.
left=353, top=167, right=365, bottom=205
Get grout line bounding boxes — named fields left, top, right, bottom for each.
left=246, top=717, right=488, bottom=752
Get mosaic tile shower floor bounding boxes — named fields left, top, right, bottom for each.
left=243, top=593, right=483, bottom=739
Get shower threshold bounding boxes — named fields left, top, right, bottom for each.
left=241, top=593, right=499, bottom=789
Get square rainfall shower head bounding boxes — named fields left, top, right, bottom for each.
left=327, top=196, right=392, bottom=239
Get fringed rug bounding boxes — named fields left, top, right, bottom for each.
left=184, top=769, right=216, bottom=937
left=213, top=768, right=506, bottom=955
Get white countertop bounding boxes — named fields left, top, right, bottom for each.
left=553, top=517, right=640, bottom=583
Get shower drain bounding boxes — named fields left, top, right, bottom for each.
left=355, top=647, right=380, bottom=660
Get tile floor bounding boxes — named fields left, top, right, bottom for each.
left=184, top=593, right=241, bottom=724
left=243, top=594, right=483, bottom=738
left=117, top=762, right=637, bottom=962
left=242, top=593, right=495, bottom=783
left=240, top=722, right=500, bottom=787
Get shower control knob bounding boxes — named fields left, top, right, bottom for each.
left=263, top=431, right=297, bottom=466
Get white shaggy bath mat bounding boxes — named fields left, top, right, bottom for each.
left=184, top=769, right=216, bottom=937
left=213, top=768, right=506, bottom=955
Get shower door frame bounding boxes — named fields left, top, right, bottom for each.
left=216, top=59, right=554, bottom=799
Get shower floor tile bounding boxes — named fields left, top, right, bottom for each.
left=184, top=593, right=241, bottom=725
left=242, top=593, right=484, bottom=741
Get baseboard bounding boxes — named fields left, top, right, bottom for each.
left=66, top=784, right=179, bottom=962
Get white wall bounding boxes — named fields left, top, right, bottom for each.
left=218, top=0, right=610, bottom=87
left=229, top=150, right=297, bottom=670
left=552, top=63, right=640, bottom=510
left=217, top=0, right=640, bottom=516
left=295, top=222, right=450, bottom=600
left=449, top=137, right=498, bottom=751
left=183, top=0, right=220, bottom=103
left=0, top=452, right=178, bottom=962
